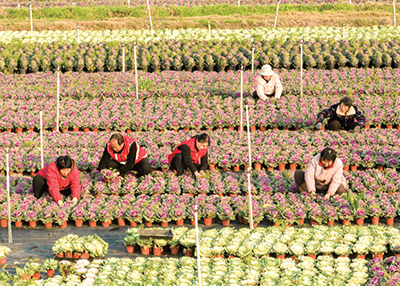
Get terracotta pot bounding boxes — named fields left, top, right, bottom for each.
left=32, top=273, right=40, bottom=280
left=27, top=128, right=33, bottom=132
left=170, top=246, right=179, bottom=255
left=230, top=193, right=237, bottom=197
left=387, top=125, right=393, bottom=129
left=243, top=220, right=249, bottom=225
left=320, top=125, right=325, bottom=131
left=81, top=252, right=90, bottom=259
left=283, top=127, right=288, bottom=131
left=82, top=128, right=89, bottom=133
left=371, top=217, right=380, bottom=225
left=199, top=193, right=207, bottom=196
left=209, top=164, right=216, bottom=170
left=73, top=252, right=81, bottom=258
left=215, top=254, right=224, bottom=258
left=29, top=221, right=37, bottom=228
left=267, top=167, right=274, bottom=171
left=222, top=167, right=228, bottom=171
left=273, top=222, right=280, bottom=226
left=130, top=221, right=137, bottom=227
left=260, top=126, right=266, bottom=131
left=238, top=216, right=244, bottom=224
left=56, top=253, right=64, bottom=258
left=395, top=254, right=400, bottom=257
left=89, top=221, right=97, bottom=227
left=364, top=124, right=370, bottom=130
left=145, top=221, right=152, bottom=227
left=272, top=126, right=278, bottom=130
left=298, top=219, right=304, bottom=225
left=253, top=222, right=258, bottom=228
left=0, top=219, right=7, bottom=227
left=250, top=126, right=256, bottom=132
left=60, top=220, right=67, bottom=228
left=102, top=221, right=111, bottom=227
left=389, top=192, right=395, bottom=196
left=356, top=218, right=364, bottom=226
left=278, top=164, right=285, bottom=171
left=6, top=129, right=11, bottom=133
left=0, top=257, right=6, bottom=264
left=373, top=254, right=384, bottom=259
left=176, top=219, right=184, bottom=226
left=228, top=126, right=234, bottom=130
left=398, top=125, right=400, bottom=130
left=64, top=252, right=73, bottom=258
left=222, top=220, right=230, bottom=226
left=73, top=128, right=79, bottom=132
left=62, top=128, right=68, bottom=133
left=45, top=222, right=52, bottom=228
left=276, top=254, right=285, bottom=260
left=153, top=247, right=162, bottom=256
left=375, top=125, right=381, bottom=129
left=238, top=126, right=244, bottom=131
left=75, top=220, right=83, bottom=227
left=357, top=254, right=366, bottom=259
left=141, top=246, right=151, bottom=255
left=161, top=221, right=168, bottom=227
left=204, top=218, right=212, bottom=226
left=30, top=171, right=36, bottom=176
left=15, top=221, right=23, bottom=227
left=307, top=254, right=317, bottom=260
left=46, top=269, right=54, bottom=277
left=327, top=220, right=334, bottom=226
left=377, top=165, right=384, bottom=172
left=295, top=127, right=300, bottom=131
left=343, top=165, right=349, bottom=172
left=233, top=165, right=240, bottom=172
left=16, top=127, right=23, bottom=134
left=387, top=217, right=395, bottom=226
left=191, top=220, right=196, bottom=226
left=117, top=218, right=125, bottom=226
left=126, top=246, right=134, bottom=254
left=310, top=220, right=318, bottom=226
left=289, top=163, right=296, bottom=171
left=184, top=249, right=194, bottom=257
left=254, top=163, right=261, bottom=170
left=342, top=219, right=351, bottom=226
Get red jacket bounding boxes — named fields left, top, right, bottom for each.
left=168, top=137, right=208, bottom=165
left=107, top=136, right=147, bottom=164
left=37, top=161, right=81, bottom=202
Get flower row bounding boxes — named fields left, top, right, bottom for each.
left=2, top=39, right=400, bottom=74
left=2, top=191, right=400, bottom=228
left=2, top=68, right=399, bottom=100
left=52, top=234, right=108, bottom=258
left=2, top=95, right=400, bottom=131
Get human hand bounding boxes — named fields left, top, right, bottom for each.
left=199, top=170, right=205, bottom=175
left=194, top=171, right=201, bottom=177
left=72, top=197, right=78, bottom=205
left=324, top=191, right=335, bottom=199
left=315, top=123, right=322, bottom=130
left=112, top=172, right=120, bottom=179
left=58, top=200, right=63, bottom=207
left=309, top=190, right=316, bottom=196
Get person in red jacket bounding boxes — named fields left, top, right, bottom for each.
left=98, top=133, right=151, bottom=179
left=33, top=155, right=81, bottom=205
left=168, top=133, right=209, bottom=177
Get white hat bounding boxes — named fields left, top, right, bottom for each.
left=260, top=65, right=274, bottom=76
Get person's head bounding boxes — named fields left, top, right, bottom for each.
left=109, top=134, right=125, bottom=153
left=260, top=65, right=274, bottom=81
left=196, top=133, right=209, bottom=150
left=339, top=96, right=353, bottom=114
left=320, top=148, right=337, bottom=168
left=56, top=155, right=73, bottom=178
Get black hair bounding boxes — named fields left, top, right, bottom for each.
left=56, top=156, right=73, bottom=170
left=320, top=148, right=337, bottom=162
left=110, top=133, right=124, bottom=145
left=339, top=96, right=353, bottom=107
left=196, top=133, right=210, bottom=144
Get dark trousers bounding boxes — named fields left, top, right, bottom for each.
left=33, top=175, right=71, bottom=199
left=294, top=171, right=346, bottom=195
left=170, top=153, right=201, bottom=176
left=106, top=158, right=151, bottom=177
left=252, top=90, right=275, bottom=100
left=329, top=120, right=358, bottom=131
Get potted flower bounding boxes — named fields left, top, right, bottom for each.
left=124, top=228, right=139, bottom=253
left=125, top=204, right=143, bottom=226
left=24, top=261, right=42, bottom=280
left=217, top=203, right=235, bottom=226
left=43, top=259, right=58, bottom=277
left=171, top=203, right=186, bottom=226
left=169, top=227, right=188, bottom=255
left=24, top=210, right=38, bottom=228
left=153, top=238, right=168, bottom=256
left=0, top=246, right=11, bottom=264
left=70, top=205, right=86, bottom=227
left=99, top=206, right=114, bottom=227
left=202, top=203, right=217, bottom=226
left=136, top=237, right=152, bottom=255
left=100, top=168, right=116, bottom=182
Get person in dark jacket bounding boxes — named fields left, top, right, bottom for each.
left=315, top=96, right=366, bottom=132
left=98, top=133, right=151, bottom=179
left=168, top=133, right=209, bottom=177
left=33, top=155, right=81, bottom=205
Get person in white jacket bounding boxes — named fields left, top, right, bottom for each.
left=294, top=148, right=347, bottom=199
left=252, top=65, right=283, bottom=101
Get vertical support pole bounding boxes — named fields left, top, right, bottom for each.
left=146, top=0, right=153, bottom=30
left=6, top=151, right=12, bottom=243
left=300, top=40, right=303, bottom=97
left=274, top=1, right=280, bottom=29
left=134, top=44, right=139, bottom=99
left=251, top=41, right=255, bottom=74
left=245, top=105, right=254, bottom=230
left=194, top=205, right=202, bottom=286
left=30, top=2, right=33, bottom=32
left=240, top=68, right=244, bottom=131
left=122, top=44, right=126, bottom=72
left=18, top=3, right=20, bottom=9
left=40, top=111, right=44, bottom=169
left=208, top=21, right=211, bottom=39
left=394, top=0, right=397, bottom=26
left=342, top=23, right=345, bottom=40
left=77, top=25, right=80, bottom=44
left=238, top=0, right=240, bottom=6
left=128, top=0, right=130, bottom=6
left=56, top=67, right=60, bottom=132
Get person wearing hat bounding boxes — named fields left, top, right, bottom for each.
left=252, top=65, right=283, bottom=101
left=315, top=96, right=366, bottom=132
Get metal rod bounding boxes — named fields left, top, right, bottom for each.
left=30, top=2, right=33, bottom=32
left=77, top=25, right=80, bottom=44
left=146, top=0, right=153, bottom=30
left=342, top=23, right=345, bottom=40
left=240, top=68, right=244, bottom=131
left=238, top=0, right=240, bottom=6
left=56, top=68, right=60, bottom=132
left=40, top=111, right=44, bottom=169
left=300, top=40, right=303, bottom=97
left=245, top=105, right=254, bottom=230
left=394, top=0, right=397, bottom=27
left=194, top=210, right=202, bottom=286
left=6, top=152, right=12, bottom=243
left=122, top=44, right=125, bottom=72
left=251, top=45, right=255, bottom=74
left=274, top=1, right=280, bottom=29
left=128, top=0, right=130, bottom=5
left=18, top=3, right=20, bottom=9
left=134, top=44, right=139, bottom=99
left=208, top=21, right=211, bottom=39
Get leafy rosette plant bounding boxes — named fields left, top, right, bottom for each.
left=379, top=193, right=397, bottom=218
left=156, top=206, right=171, bottom=223
left=143, top=206, right=157, bottom=223
left=332, top=196, right=354, bottom=222
left=70, top=205, right=86, bottom=222
left=202, top=203, right=217, bottom=219
left=170, top=202, right=185, bottom=221
left=0, top=246, right=11, bottom=259
left=217, top=203, right=235, bottom=221
left=54, top=206, right=69, bottom=226
left=83, top=234, right=108, bottom=258
left=365, top=191, right=383, bottom=218
left=320, top=198, right=338, bottom=223
left=43, top=258, right=58, bottom=271
left=125, top=203, right=143, bottom=224
left=98, top=206, right=114, bottom=223
left=100, top=168, right=115, bottom=181
left=124, top=228, right=139, bottom=247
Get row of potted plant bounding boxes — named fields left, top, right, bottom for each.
left=52, top=234, right=108, bottom=259
left=1, top=129, right=399, bottom=172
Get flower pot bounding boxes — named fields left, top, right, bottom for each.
left=153, top=247, right=162, bottom=256
left=141, top=246, right=151, bottom=255
left=283, top=127, right=288, bottom=131
left=364, top=124, right=370, bottom=129
left=81, top=252, right=90, bottom=259
left=373, top=254, right=384, bottom=259
left=117, top=218, right=125, bottom=226
left=386, top=217, right=394, bottom=226
left=320, top=125, right=325, bottom=131
left=27, top=128, right=33, bottom=132
left=32, top=272, right=40, bottom=280
left=0, top=257, right=6, bottom=264
left=260, top=126, right=266, bottom=131
left=276, top=254, right=285, bottom=260
left=289, top=163, right=296, bottom=171
left=222, top=220, right=230, bottom=226
left=356, top=218, right=364, bottom=226
left=387, top=125, right=393, bottom=129
left=60, top=221, right=68, bottom=228
left=145, top=221, right=152, bottom=227
left=250, top=126, right=256, bottom=132
left=342, top=219, right=351, bottom=226
left=161, top=222, right=168, bottom=227
left=30, top=171, right=36, bottom=176
left=350, top=165, right=358, bottom=171
left=297, top=219, right=304, bottom=225
left=75, top=220, right=83, bottom=227
left=29, top=221, right=37, bottom=228
left=102, top=221, right=111, bottom=227
left=356, top=255, right=366, bottom=259
left=377, top=165, right=384, bottom=172
left=191, top=220, right=196, bottom=226
left=130, top=221, right=137, bottom=227
left=45, top=222, right=52, bottom=228
left=89, top=221, right=97, bottom=227
left=15, top=221, right=23, bottom=227
left=375, top=125, right=381, bottom=129
left=395, top=254, right=400, bottom=257
left=310, top=220, right=318, bottom=226
left=278, top=164, right=285, bottom=171
left=0, top=220, right=7, bottom=227
left=267, top=167, right=274, bottom=171
left=126, top=245, right=134, bottom=254
left=73, top=252, right=81, bottom=258
left=176, top=219, right=184, bottom=226
left=254, top=163, right=261, bottom=170
left=56, top=253, right=64, bottom=258
left=327, top=220, right=334, bottom=226
left=83, top=128, right=89, bottom=133
left=16, top=127, right=22, bottom=134
left=62, top=128, right=68, bottom=133
left=215, top=254, right=224, bottom=258
left=222, top=167, right=228, bottom=171
left=343, top=165, right=349, bottom=172
left=46, top=269, right=54, bottom=277
left=73, top=128, right=79, bottom=132
left=184, top=249, right=194, bottom=257
left=238, top=216, right=244, bottom=224
left=253, top=223, right=258, bottom=228
left=204, top=218, right=212, bottom=226
left=244, top=220, right=249, bottom=225
left=371, top=217, right=380, bottom=225
left=171, top=246, right=179, bottom=255
left=307, top=254, right=317, bottom=260
left=233, top=166, right=240, bottom=172
left=238, top=126, right=244, bottom=131
left=272, top=127, right=278, bottom=130
left=273, top=222, right=280, bottom=226
left=64, top=252, right=73, bottom=258
left=209, top=164, right=216, bottom=170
